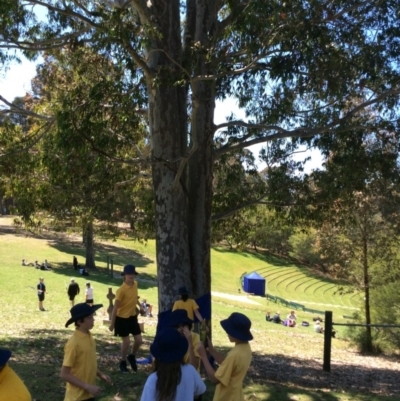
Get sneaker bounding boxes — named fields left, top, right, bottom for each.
left=119, top=360, right=129, bottom=373
left=127, top=354, right=137, bottom=372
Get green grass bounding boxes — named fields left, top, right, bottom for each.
left=0, top=216, right=398, bottom=401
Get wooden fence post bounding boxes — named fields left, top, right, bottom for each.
left=323, top=311, right=333, bottom=372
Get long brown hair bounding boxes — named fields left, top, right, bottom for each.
left=154, top=359, right=183, bottom=401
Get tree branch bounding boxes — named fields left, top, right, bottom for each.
left=0, top=96, right=54, bottom=122
left=0, top=121, right=54, bottom=158
left=23, top=0, right=101, bottom=29
left=211, top=197, right=325, bottom=222
left=214, top=83, right=400, bottom=158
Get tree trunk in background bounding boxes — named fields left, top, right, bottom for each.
left=147, top=1, right=216, bottom=312
left=362, top=225, right=372, bottom=352
left=85, top=220, right=96, bottom=269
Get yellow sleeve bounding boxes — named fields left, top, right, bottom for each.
left=172, top=301, right=178, bottom=311
left=215, top=352, right=234, bottom=387
left=62, top=338, right=77, bottom=368
left=191, top=333, right=201, bottom=358
left=115, top=286, right=124, bottom=302
left=191, top=299, right=199, bottom=312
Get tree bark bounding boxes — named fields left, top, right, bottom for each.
left=85, top=220, right=96, bottom=269
left=147, top=1, right=191, bottom=312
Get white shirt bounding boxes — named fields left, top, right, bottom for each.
left=140, top=364, right=206, bottom=401
left=85, top=287, right=93, bottom=299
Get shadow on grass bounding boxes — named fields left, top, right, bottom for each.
left=3, top=329, right=155, bottom=401
left=48, top=262, right=158, bottom=290
left=3, top=330, right=399, bottom=401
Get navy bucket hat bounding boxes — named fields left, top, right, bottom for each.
left=178, top=286, right=189, bottom=295
left=0, top=348, right=11, bottom=367
left=220, top=312, right=253, bottom=341
left=168, top=309, right=193, bottom=327
left=65, top=303, right=103, bottom=327
left=121, top=264, right=139, bottom=276
left=150, top=328, right=189, bottom=363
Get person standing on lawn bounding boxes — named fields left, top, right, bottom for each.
left=109, top=264, right=144, bottom=373
left=197, top=312, right=253, bottom=401
left=85, top=282, right=94, bottom=305
left=172, top=286, right=206, bottom=324
left=67, top=279, right=80, bottom=307
left=61, top=303, right=111, bottom=401
left=37, top=277, right=46, bottom=311
left=168, top=309, right=201, bottom=371
left=140, top=328, right=206, bottom=401
left=0, top=348, right=32, bottom=400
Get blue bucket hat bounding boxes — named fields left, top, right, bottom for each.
left=168, top=309, right=193, bottom=327
left=178, top=286, right=189, bottom=295
left=0, top=348, right=11, bottom=367
left=121, top=264, right=139, bottom=276
left=220, top=312, right=253, bottom=341
left=150, top=328, right=188, bottom=363
left=65, top=303, right=103, bottom=327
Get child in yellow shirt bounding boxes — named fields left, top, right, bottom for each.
left=172, top=286, right=206, bottom=323
left=168, top=309, right=201, bottom=370
left=197, top=312, right=253, bottom=401
left=109, top=264, right=144, bottom=373
left=61, top=303, right=111, bottom=401
left=0, top=348, right=32, bottom=401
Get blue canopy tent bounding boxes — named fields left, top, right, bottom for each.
left=243, top=272, right=266, bottom=296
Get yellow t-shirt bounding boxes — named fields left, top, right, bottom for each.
left=172, top=298, right=199, bottom=320
left=213, top=342, right=252, bottom=401
left=0, top=365, right=32, bottom=401
left=62, top=330, right=97, bottom=401
left=183, top=332, right=201, bottom=371
left=115, top=281, right=138, bottom=318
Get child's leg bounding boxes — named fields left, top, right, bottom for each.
left=121, top=336, right=130, bottom=361
left=132, top=334, right=143, bottom=355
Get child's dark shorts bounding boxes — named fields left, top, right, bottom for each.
left=38, top=294, right=45, bottom=301
left=115, top=315, right=141, bottom=337
left=86, top=299, right=94, bottom=305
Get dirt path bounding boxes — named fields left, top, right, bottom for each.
left=212, top=291, right=262, bottom=305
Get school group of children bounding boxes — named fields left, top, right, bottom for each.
left=1, top=264, right=253, bottom=401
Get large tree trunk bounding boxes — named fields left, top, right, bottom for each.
left=148, top=1, right=190, bottom=312
left=147, top=1, right=217, bottom=312
left=362, top=226, right=372, bottom=352
left=84, top=220, right=96, bottom=269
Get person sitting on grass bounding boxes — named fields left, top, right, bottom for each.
left=272, top=311, right=281, bottom=324
left=22, top=259, right=34, bottom=266
left=140, top=328, right=206, bottom=401
left=314, top=320, right=324, bottom=334
left=265, top=311, right=271, bottom=321
left=0, top=348, right=32, bottom=401
left=168, top=309, right=201, bottom=371
left=285, top=310, right=297, bottom=327
left=197, top=312, right=253, bottom=401
left=61, top=303, right=112, bottom=401
left=140, top=298, right=153, bottom=317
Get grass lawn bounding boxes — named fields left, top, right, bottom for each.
left=0, top=216, right=398, bottom=401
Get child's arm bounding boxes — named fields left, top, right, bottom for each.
left=203, top=338, right=225, bottom=364
left=97, top=369, right=112, bottom=384
left=194, top=308, right=210, bottom=332
left=194, top=308, right=204, bottom=323
left=182, top=328, right=200, bottom=369
left=196, top=343, right=220, bottom=384
left=60, top=366, right=101, bottom=396
left=108, top=300, right=121, bottom=331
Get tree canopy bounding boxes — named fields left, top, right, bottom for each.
left=1, top=0, right=400, bottom=311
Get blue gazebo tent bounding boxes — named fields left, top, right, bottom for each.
left=243, top=272, right=266, bottom=296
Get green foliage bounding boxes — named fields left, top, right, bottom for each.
left=288, top=229, right=322, bottom=266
